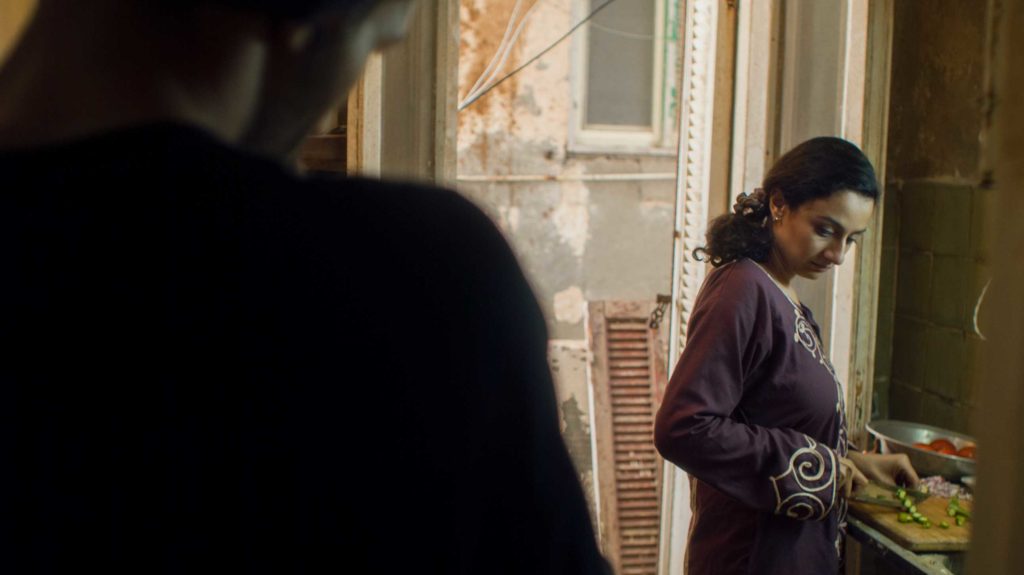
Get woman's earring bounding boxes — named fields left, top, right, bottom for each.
left=773, top=213, right=782, bottom=222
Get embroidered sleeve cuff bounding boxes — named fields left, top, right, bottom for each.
left=769, top=436, right=839, bottom=521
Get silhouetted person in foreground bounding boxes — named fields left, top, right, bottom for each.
left=0, top=1, right=610, bottom=572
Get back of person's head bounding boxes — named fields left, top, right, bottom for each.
left=19, top=0, right=416, bottom=158
left=2, top=0, right=415, bottom=157
left=133, top=0, right=379, bottom=20
left=696, top=137, right=879, bottom=266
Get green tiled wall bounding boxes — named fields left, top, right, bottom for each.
left=874, top=0, right=990, bottom=441
left=877, top=182, right=989, bottom=435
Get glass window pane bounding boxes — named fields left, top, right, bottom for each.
left=585, top=0, right=656, bottom=128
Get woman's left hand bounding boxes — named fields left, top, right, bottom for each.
left=848, top=451, right=920, bottom=488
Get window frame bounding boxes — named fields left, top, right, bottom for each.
left=569, top=0, right=674, bottom=154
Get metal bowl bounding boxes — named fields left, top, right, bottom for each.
left=865, top=419, right=976, bottom=481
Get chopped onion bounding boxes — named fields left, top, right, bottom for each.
left=919, top=475, right=972, bottom=501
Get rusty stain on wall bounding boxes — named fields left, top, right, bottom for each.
left=459, top=0, right=521, bottom=120
left=459, top=1, right=679, bottom=520
left=455, top=0, right=677, bottom=334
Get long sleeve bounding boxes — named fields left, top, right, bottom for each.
left=654, top=265, right=841, bottom=521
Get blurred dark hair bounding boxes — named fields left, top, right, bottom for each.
left=694, top=136, right=879, bottom=267
left=168, top=0, right=381, bottom=20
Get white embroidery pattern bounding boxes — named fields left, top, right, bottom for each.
left=770, top=435, right=838, bottom=521
left=791, top=309, right=848, bottom=454
left=751, top=262, right=849, bottom=550
left=792, top=307, right=850, bottom=556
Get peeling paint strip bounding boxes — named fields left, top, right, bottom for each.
left=582, top=302, right=603, bottom=541
left=549, top=338, right=591, bottom=350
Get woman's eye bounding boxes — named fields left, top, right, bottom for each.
left=815, top=227, right=833, bottom=238
left=846, top=236, right=858, bottom=245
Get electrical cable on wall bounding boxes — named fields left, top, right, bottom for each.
left=463, top=0, right=527, bottom=101
left=458, top=0, right=623, bottom=112
left=972, top=277, right=991, bottom=340
left=462, top=0, right=543, bottom=105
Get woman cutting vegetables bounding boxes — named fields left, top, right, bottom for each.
left=654, top=137, right=920, bottom=574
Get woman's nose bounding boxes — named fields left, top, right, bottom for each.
left=824, top=242, right=845, bottom=266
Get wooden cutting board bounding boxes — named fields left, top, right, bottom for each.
left=848, top=483, right=971, bottom=552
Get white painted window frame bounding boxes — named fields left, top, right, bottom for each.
left=568, top=0, right=674, bottom=154
left=657, top=1, right=724, bottom=573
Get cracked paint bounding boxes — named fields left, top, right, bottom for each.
left=553, top=285, right=585, bottom=325
left=550, top=182, right=589, bottom=257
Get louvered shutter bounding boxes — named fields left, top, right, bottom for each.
left=589, top=302, right=669, bottom=575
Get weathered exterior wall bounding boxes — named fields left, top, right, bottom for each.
left=885, top=1, right=986, bottom=181
left=457, top=0, right=677, bottom=502
left=875, top=0, right=989, bottom=435
left=549, top=340, right=597, bottom=526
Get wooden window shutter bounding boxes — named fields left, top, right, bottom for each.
left=298, top=132, right=346, bottom=174
left=297, top=105, right=347, bottom=175
left=589, top=301, right=669, bottom=575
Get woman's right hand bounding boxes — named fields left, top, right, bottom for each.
left=838, top=457, right=869, bottom=498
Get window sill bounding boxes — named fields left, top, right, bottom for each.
left=566, top=144, right=678, bottom=158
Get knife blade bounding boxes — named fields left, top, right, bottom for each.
left=871, top=480, right=930, bottom=501
left=850, top=494, right=905, bottom=509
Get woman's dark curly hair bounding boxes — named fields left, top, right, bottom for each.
left=695, top=136, right=880, bottom=267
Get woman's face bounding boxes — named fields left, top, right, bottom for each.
left=770, top=189, right=876, bottom=280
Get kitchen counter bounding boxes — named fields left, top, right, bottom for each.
left=849, top=517, right=966, bottom=575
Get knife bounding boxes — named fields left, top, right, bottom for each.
left=850, top=493, right=905, bottom=509
left=871, top=480, right=930, bottom=501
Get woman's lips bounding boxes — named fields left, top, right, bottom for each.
left=810, top=262, right=833, bottom=272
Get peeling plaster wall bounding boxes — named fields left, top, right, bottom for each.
left=458, top=0, right=676, bottom=512
left=457, top=0, right=675, bottom=337
left=549, top=341, right=598, bottom=528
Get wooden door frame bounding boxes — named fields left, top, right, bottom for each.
left=839, top=2, right=895, bottom=571
left=0, top=0, right=35, bottom=64
left=843, top=0, right=896, bottom=451
left=346, top=54, right=384, bottom=178
left=658, top=2, right=735, bottom=574
left=965, top=0, right=1024, bottom=572
left=348, top=0, right=459, bottom=185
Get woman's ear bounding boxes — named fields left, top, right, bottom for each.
left=769, top=190, right=787, bottom=220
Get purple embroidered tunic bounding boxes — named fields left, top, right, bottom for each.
left=654, top=258, right=849, bottom=575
